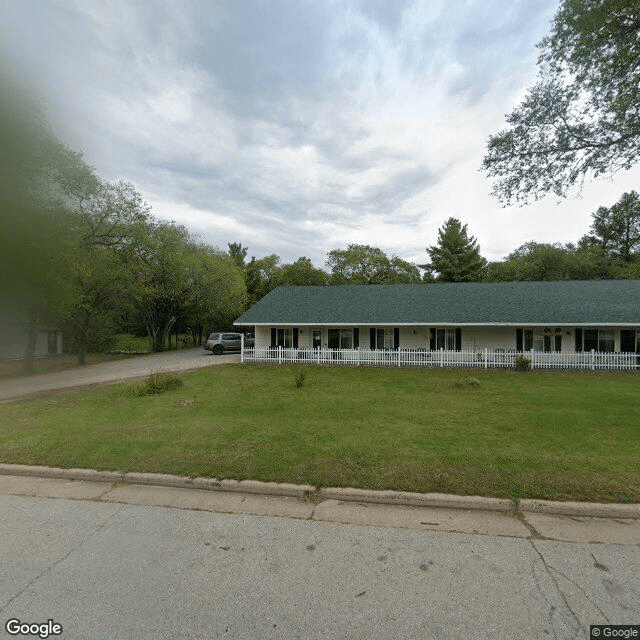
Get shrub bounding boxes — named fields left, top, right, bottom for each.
left=295, top=367, right=307, bottom=389
left=515, top=355, right=531, bottom=372
left=123, top=371, right=184, bottom=397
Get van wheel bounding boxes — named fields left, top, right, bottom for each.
left=212, top=345, right=224, bottom=355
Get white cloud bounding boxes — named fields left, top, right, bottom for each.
left=3, top=0, right=630, bottom=270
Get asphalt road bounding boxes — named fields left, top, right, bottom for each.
left=0, top=349, right=240, bottom=402
left=1, top=490, right=639, bottom=640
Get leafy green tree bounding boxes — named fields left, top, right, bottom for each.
left=123, top=225, right=247, bottom=351
left=483, top=0, right=640, bottom=205
left=0, top=74, right=99, bottom=370
left=59, top=180, right=154, bottom=363
left=276, top=257, right=329, bottom=286
left=245, top=254, right=281, bottom=305
left=123, top=221, right=195, bottom=352
left=71, top=180, right=153, bottom=251
left=582, top=191, right=640, bottom=262
left=61, top=249, right=131, bottom=364
left=227, top=242, right=249, bottom=271
left=485, top=241, right=613, bottom=282
left=181, top=244, right=246, bottom=344
left=326, top=244, right=421, bottom=284
left=425, top=218, right=487, bottom=282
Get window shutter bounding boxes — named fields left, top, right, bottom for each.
left=574, top=328, right=582, bottom=352
left=353, top=328, right=359, bottom=349
left=429, top=328, right=435, bottom=351
left=270, top=328, right=276, bottom=348
left=370, top=328, right=376, bottom=349
left=516, top=328, right=523, bottom=352
left=455, top=328, right=462, bottom=352
left=293, top=328, right=298, bottom=348
left=393, top=327, right=399, bottom=350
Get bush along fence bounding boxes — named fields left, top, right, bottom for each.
left=241, top=347, right=640, bottom=371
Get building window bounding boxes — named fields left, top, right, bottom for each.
left=373, top=328, right=394, bottom=349
left=620, top=329, right=639, bottom=353
left=369, top=327, right=399, bottom=350
left=270, top=328, right=298, bottom=348
left=517, top=328, right=561, bottom=352
left=579, top=329, right=614, bottom=353
left=278, top=328, right=293, bottom=348
left=328, top=328, right=359, bottom=349
left=429, top=328, right=461, bottom=351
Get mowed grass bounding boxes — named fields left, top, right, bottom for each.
left=0, top=364, right=638, bottom=503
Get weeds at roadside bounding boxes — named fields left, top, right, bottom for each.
left=295, top=367, right=307, bottom=389
left=122, top=371, right=184, bottom=398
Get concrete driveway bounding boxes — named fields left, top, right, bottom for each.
left=0, top=348, right=240, bottom=403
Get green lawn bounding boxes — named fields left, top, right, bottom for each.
left=0, top=364, right=638, bottom=503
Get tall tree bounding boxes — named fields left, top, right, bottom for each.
left=326, top=244, right=421, bottom=284
left=425, top=218, right=486, bottom=282
left=276, top=257, right=329, bottom=286
left=245, top=254, right=281, bottom=305
left=123, top=221, right=196, bottom=352
left=181, top=244, right=246, bottom=344
left=227, top=242, right=249, bottom=271
left=0, top=74, right=99, bottom=370
left=60, top=180, right=154, bottom=363
left=582, top=191, right=640, bottom=263
left=483, top=0, right=640, bottom=205
left=485, top=241, right=613, bottom=282
left=61, top=248, right=131, bottom=364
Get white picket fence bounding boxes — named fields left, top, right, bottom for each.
left=241, top=347, right=640, bottom=371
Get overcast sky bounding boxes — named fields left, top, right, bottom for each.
left=2, top=0, right=640, bottom=268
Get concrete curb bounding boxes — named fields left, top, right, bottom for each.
left=318, top=487, right=514, bottom=511
left=0, top=464, right=123, bottom=483
left=0, top=464, right=638, bottom=517
left=518, top=498, right=640, bottom=519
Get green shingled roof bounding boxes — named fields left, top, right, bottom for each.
left=235, top=281, right=640, bottom=326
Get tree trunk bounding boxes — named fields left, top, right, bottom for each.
left=77, top=342, right=87, bottom=365
left=76, top=317, right=90, bottom=365
left=22, top=317, right=37, bottom=373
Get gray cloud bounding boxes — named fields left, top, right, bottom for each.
left=2, top=0, right=605, bottom=269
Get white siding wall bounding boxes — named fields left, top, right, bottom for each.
left=255, top=326, right=272, bottom=349
left=462, top=326, right=518, bottom=351
left=248, top=325, right=638, bottom=353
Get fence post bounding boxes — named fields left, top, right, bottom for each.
left=530, top=349, right=535, bottom=370
left=484, top=348, right=488, bottom=369
left=278, top=345, right=282, bottom=364
left=591, top=348, right=595, bottom=371
left=241, top=334, right=244, bottom=363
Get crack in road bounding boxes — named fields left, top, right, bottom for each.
left=529, top=539, right=585, bottom=638
left=548, top=563, right=611, bottom=625
left=0, top=504, right=126, bottom=613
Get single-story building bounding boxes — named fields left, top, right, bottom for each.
left=0, top=317, right=63, bottom=360
left=234, top=280, right=640, bottom=356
